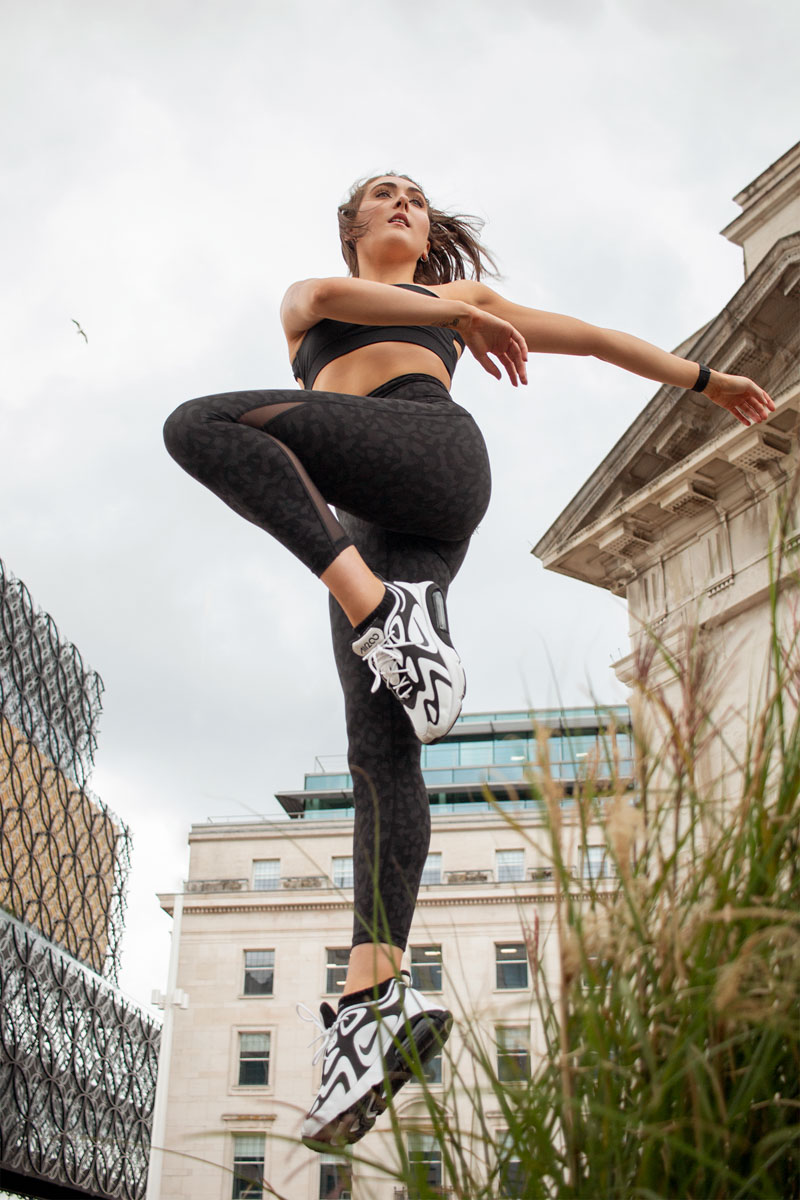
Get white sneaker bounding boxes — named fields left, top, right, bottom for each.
left=352, top=581, right=465, bottom=744
left=299, top=973, right=452, bottom=1148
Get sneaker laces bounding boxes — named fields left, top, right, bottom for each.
left=363, top=642, right=414, bottom=700
left=296, top=1002, right=338, bottom=1066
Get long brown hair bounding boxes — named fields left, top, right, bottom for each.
left=337, top=173, right=499, bottom=285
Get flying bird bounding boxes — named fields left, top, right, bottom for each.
left=71, top=319, right=88, bottom=343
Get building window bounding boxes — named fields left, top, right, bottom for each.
left=238, top=1032, right=270, bottom=1086
left=243, top=950, right=274, bottom=996
left=420, top=852, right=442, bottom=885
left=410, top=945, right=442, bottom=992
left=493, top=737, right=530, bottom=765
left=326, top=948, right=350, bottom=993
left=410, top=1051, right=441, bottom=1089
left=580, top=954, right=608, bottom=993
left=582, top=845, right=612, bottom=880
left=496, top=1026, right=530, bottom=1083
left=460, top=739, right=493, bottom=766
left=498, top=1130, right=527, bottom=1198
left=408, top=1134, right=442, bottom=1191
left=495, top=943, right=528, bottom=990
left=422, top=741, right=458, bottom=767
left=496, top=850, right=524, bottom=882
left=252, top=859, right=280, bottom=891
left=319, top=1153, right=353, bottom=1198
left=332, top=856, right=354, bottom=888
left=423, top=1050, right=443, bottom=1084
left=232, top=1134, right=265, bottom=1198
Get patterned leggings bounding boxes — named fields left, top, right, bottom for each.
left=163, top=373, right=492, bottom=949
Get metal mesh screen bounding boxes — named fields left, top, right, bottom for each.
left=0, top=913, right=160, bottom=1200
left=0, top=559, right=130, bottom=981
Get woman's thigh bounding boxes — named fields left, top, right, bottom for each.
left=264, top=391, right=492, bottom=543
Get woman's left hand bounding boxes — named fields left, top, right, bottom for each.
left=705, top=371, right=775, bottom=427
left=460, top=306, right=529, bottom=386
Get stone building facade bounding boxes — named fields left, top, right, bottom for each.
left=534, top=142, right=800, bottom=797
left=155, top=707, right=630, bottom=1199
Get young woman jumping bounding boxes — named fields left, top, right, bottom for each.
left=163, top=173, right=774, bottom=1148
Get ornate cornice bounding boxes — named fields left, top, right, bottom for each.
left=534, top=235, right=800, bottom=566
left=159, top=887, right=605, bottom=917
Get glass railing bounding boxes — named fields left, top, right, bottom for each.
left=302, top=805, right=355, bottom=820
left=304, top=772, right=352, bottom=790
left=453, top=706, right=630, bottom=725
left=303, top=758, right=635, bottom=793
left=298, top=794, right=635, bottom=820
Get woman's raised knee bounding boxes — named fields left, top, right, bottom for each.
left=162, top=396, right=216, bottom=465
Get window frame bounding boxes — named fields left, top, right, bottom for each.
left=495, top=1024, right=531, bottom=1084
left=251, top=858, right=280, bottom=891
left=420, top=851, right=442, bottom=885
left=331, top=856, right=354, bottom=889
left=496, top=1128, right=528, bottom=1199
left=242, top=949, right=275, bottom=998
left=325, top=947, right=350, bottom=995
left=495, top=942, right=529, bottom=991
left=581, top=843, right=615, bottom=880
left=233, top=1028, right=272, bottom=1091
left=407, top=1132, right=443, bottom=1191
left=496, top=849, right=525, bottom=882
left=409, top=944, right=443, bottom=993
left=231, top=1133, right=266, bottom=1199
left=406, top=1046, right=443, bottom=1088
left=318, top=1153, right=353, bottom=1199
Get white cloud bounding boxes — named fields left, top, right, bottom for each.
left=2, top=0, right=798, bottom=1007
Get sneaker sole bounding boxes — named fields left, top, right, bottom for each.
left=424, top=663, right=466, bottom=744
left=410, top=581, right=465, bottom=744
left=301, top=1010, right=453, bottom=1149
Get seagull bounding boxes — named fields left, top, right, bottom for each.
left=71, top=319, right=88, bottom=343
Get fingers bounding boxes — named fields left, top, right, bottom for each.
left=498, top=353, right=519, bottom=387
left=715, top=378, right=776, bottom=426
left=478, top=354, right=502, bottom=381
left=510, top=329, right=528, bottom=385
left=731, top=391, right=772, bottom=426
left=499, top=329, right=528, bottom=387
left=743, top=394, right=770, bottom=423
left=739, top=388, right=774, bottom=424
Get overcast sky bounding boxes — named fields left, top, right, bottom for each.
left=3, top=0, right=799, bottom=1010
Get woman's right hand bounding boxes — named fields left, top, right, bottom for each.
left=461, top=306, right=529, bottom=386
left=704, top=370, right=775, bottom=426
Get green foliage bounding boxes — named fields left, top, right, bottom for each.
left=341, top=526, right=800, bottom=1198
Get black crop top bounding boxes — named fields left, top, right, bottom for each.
left=291, top=283, right=466, bottom=388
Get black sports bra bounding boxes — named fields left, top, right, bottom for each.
left=291, top=283, right=466, bottom=388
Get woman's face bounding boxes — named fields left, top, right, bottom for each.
left=356, top=175, right=431, bottom=262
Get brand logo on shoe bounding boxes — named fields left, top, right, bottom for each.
left=357, top=629, right=382, bottom=655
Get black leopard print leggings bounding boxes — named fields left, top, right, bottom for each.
left=163, top=373, right=492, bottom=950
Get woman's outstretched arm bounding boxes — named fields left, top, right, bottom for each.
left=447, top=281, right=775, bottom=427
left=280, top=276, right=529, bottom=386
left=281, top=277, right=472, bottom=335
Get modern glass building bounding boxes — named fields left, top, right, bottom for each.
left=0, top=558, right=160, bottom=1200
left=275, top=705, right=634, bottom=819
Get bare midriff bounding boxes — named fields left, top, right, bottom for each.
left=296, top=339, right=462, bottom=398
